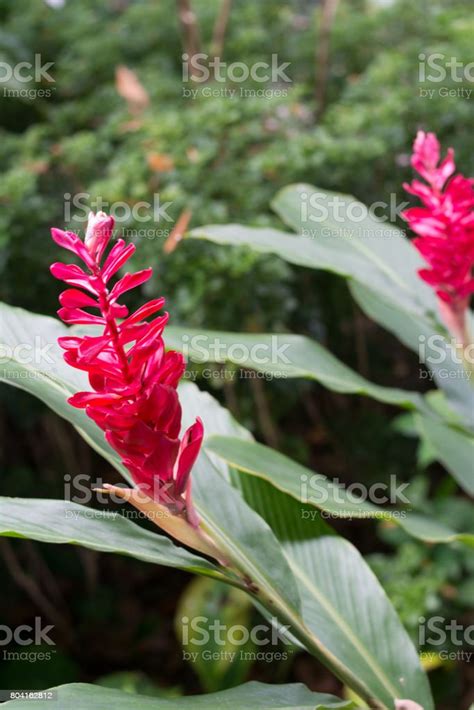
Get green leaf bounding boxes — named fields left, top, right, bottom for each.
left=207, top=435, right=381, bottom=520
left=0, top=302, right=466, bottom=502
left=282, top=535, right=431, bottom=710
left=350, top=281, right=474, bottom=428
left=273, top=184, right=474, bottom=427
left=399, top=512, right=474, bottom=547
left=205, top=435, right=473, bottom=546
left=416, top=415, right=474, bottom=495
left=191, top=457, right=303, bottom=619
left=175, top=577, right=257, bottom=693
left=0, top=304, right=301, bottom=626
left=179, top=387, right=304, bottom=627
left=166, top=326, right=427, bottom=412
left=271, top=184, right=433, bottom=310
left=0, top=305, right=304, bottom=681
left=95, top=671, right=178, bottom=698
left=189, top=182, right=434, bottom=320
left=0, top=303, right=130, bottom=480
left=184, top=392, right=434, bottom=710
left=0, top=681, right=358, bottom=709
left=188, top=186, right=474, bottom=426
left=0, top=304, right=433, bottom=709
left=189, top=222, right=368, bottom=278
left=0, top=498, right=219, bottom=575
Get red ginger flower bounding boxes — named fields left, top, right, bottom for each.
left=50, top=211, right=203, bottom=526
left=402, top=131, right=474, bottom=344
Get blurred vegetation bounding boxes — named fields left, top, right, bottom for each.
left=0, top=0, right=473, bottom=707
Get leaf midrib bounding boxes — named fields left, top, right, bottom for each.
left=290, top=559, right=399, bottom=701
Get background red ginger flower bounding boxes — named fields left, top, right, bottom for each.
left=402, top=131, right=474, bottom=344
left=50, top=211, right=203, bottom=526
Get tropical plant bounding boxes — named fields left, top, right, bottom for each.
left=1, top=133, right=472, bottom=709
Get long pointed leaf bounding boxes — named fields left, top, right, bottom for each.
left=0, top=497, right=219, bottom=576
left=205, top=435, right=474, bottom=545
left=0, top=304, right=433, bottom=708
left=1, top=681, right=357, bottom=709
left=165, top=326, right=427, bottom=412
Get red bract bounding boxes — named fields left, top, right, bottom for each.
left=403, top=131, right=474, bottom=343
left=50, top=211, right=203, bottom=526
